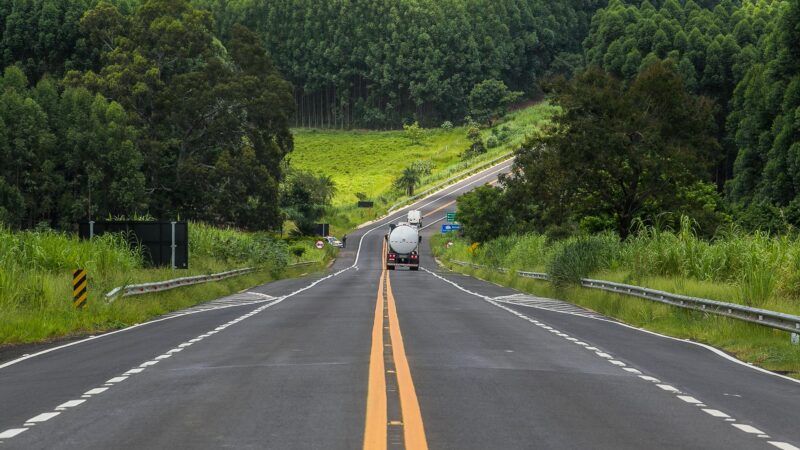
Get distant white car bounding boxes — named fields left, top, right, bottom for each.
left=324, top=236, right=343, bottom=247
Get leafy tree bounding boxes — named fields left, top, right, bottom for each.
left=504, top=63, right=720, bottom=238
left=69, top=0, right=294, bottom=230
left=403, top=121, right=425, bottom=145
left=468, top=79, right=522, bottom=126
left=280, top=169, right=336, bottom=235
left=455, top=185, right=509, bottom=242
left=394, top=167, right=421, bottom=196
left=463, top=126, right=486, bottom=159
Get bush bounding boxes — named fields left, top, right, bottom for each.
left=410, top=159, right=435, bottom=176
left=289, top=245, right=306, bottom=258
left=547, top=234, right=619, bottom=286
left=403, top=121, right=425, bottom=145
left=440, top=120, right=454, bottom=130
left=486, top=135, right=499, bottom=148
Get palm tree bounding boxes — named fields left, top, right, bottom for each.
left=394, top=167, right=421, bottom=196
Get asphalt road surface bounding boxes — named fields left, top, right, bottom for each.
left=1, top=159, right=798, bottom=450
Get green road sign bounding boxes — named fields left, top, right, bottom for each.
left=446, top=212, right=456, bottom=222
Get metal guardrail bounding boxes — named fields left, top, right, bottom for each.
left=582, top=278, right=800, bottom=334
left=449, top=260, right=800, bottom=336
left=387, top=152, right=514, bottom=213
left=105, top=261, right=321, bottom=299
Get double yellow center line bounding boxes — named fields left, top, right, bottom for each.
left=363, top=242, right=428, bottom=450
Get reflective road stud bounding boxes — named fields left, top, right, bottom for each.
left=73, top=269, right=88, bottom=308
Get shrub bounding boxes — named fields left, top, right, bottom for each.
left=546, top=234, right=619, bottom=286
left=440, top=120, right=454, bottom=130
left=403, top=121, right=425, bottom=145
left=486, top=135, right=499, bottom=148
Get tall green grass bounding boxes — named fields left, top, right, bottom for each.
left=0, top=224, right=330, bottom=346
left=435, top=217, right=800, bottom=315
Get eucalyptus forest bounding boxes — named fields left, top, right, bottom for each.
left=1, top=0, right=799, bottom=236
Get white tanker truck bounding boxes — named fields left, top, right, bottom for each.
left=385, top=221, right=421, bottom=271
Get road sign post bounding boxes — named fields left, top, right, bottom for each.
left=72, top=269, right=88, bottom=308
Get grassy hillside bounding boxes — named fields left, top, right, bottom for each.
left=290, top=103, right=557, bottom=207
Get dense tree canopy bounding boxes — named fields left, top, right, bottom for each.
left=0, top=66, right=144, bottom=228
left=0, top=0, right=294, bottom=230
left=464, top=63, right=721, bottom=239
left=194, top=0, right=604, bottom=128
left=3, top=0, right=800, bottom=235
left=583, top=0, right=783, bottom=188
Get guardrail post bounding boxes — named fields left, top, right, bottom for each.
left=170, top=221, right=177, bottom=269
left=89, top=220, right=95, bottom=239
left=793, top=324, right=799, bottom=346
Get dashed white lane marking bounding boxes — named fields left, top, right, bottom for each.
left=26, top=412, right=60, bottom=423
left=734, top=424, right=767, bottom=434
left=422, top=266, right=796, bottom=448
left=678, top=395, right=702, bottom=404
left=769, top=442, right=800, bottom=450
left=83, top=387, right=108, bottom=395
left=106, top=376, right=127, bottom=384
left=657, top=384, right=681, bottom=393
left=55, top=400, right=85, bottom=409
left=125, top=368, right=145, bottom=374
left=703, top=409, right=731, bottom=418
left=0, top=429, right=27, bottom=439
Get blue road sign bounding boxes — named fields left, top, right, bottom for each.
left=441, top=224, right=461, bottom=233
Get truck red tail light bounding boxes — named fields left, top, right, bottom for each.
left=388, top=253, right=396, bottom=260
left=411, top=251, right=418, bottom=259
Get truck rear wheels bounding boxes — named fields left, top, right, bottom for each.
left=386, top=265, right=395, bottom=270
left=410, top=266, right=419, bottom=271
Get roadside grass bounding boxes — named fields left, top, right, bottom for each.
left=0, top=224, right=334, bottom=346
left=290, top=102, right=558, bottom=235
left=431, top=231, right=800, bottom=378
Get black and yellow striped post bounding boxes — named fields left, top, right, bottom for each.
left=72, top=269, right=88, bottom=308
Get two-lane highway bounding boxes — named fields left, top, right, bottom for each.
left=1, top=157, right=798, bottom=449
